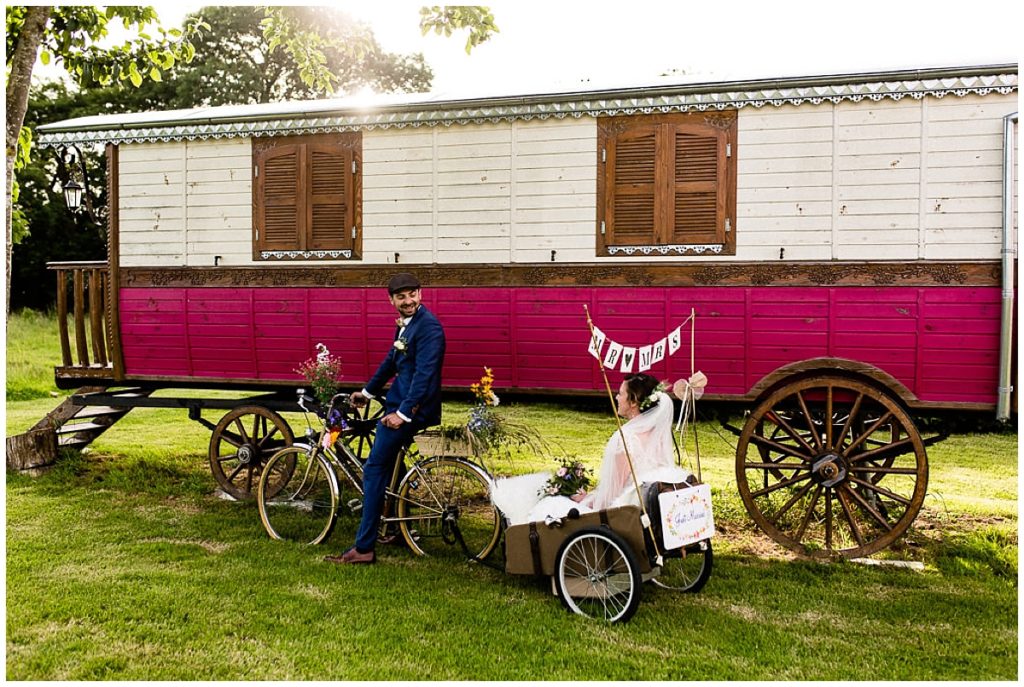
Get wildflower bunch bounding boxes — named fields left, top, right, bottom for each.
left=540, top=457, right=592, bottom=498
left=464, top=366, right=543, bottom=458
left=470, top=366, right=499, bottom=407
left=295, top=343, right=343, bottom=407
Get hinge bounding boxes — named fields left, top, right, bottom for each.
left=254, top=165, right=259, bottom=177
left=725, top=218, right=732, bottom=233
left=726, top=143, right=732, bottom=158
left=600, top=221, right=606, bottom=235
left=255, top=229, right=259, bottom=240
left=352, top=160, right=357, bottom=174
left=351, top=226, right=357, bottom=239
left=601, top=148, right=606, bottom=163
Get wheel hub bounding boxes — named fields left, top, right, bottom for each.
left=237, top=444, right=255, bottom=465
left=811, top=453, right=847, bottom=487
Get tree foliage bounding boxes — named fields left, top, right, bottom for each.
left=5, top=5, right=206, bottom=316
left=141, top=6, right=433, bottom=107
left=419, top=6, right=499, bottom=53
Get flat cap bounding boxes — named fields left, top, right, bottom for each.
left=387, top=272, right=421, bottom=295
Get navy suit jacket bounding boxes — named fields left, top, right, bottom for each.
left=365, top=305, right=445, bottom=427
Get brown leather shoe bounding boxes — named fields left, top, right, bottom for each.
left=324, top=547, right=375, bottom=565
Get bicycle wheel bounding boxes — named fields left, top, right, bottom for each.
left=396, top=457, right=500, bottom=562
left=554, top=527, right=642, bottom=623
left=651, top=539, right=713, bottom=593
left=258, top=445, right=339, bottom=545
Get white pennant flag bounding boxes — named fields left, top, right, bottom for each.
left=620, top=347, right=636, bottom=373
left=638, top=345, right=653, bottom=371
left=652, top=338, right=667, bottom=365
left=587, top=327, right=606, bottom=360
left=603, top=341, right=623, bottom=369
left=668, top=326, right=682, bottom=355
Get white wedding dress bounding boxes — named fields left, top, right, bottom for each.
left=490, top=392, right=691, bottom=526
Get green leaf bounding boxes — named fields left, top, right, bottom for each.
left=128, top=62, right=142, bottom=87
left=149, top=67, right=162, bottom=82
left=40, top=50, right=50, bottom=65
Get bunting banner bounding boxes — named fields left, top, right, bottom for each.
left=586, top=313, right=695, bottom=374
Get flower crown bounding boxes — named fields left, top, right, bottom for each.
left=638, top=381, right=669, bottom=413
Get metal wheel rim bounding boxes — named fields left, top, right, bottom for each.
left=557, top=531, right=639, bottom=623
left=257, top=447, right=339, bottom=545
left=397, top=457, right=500, bottom=561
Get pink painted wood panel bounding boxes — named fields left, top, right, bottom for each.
left=118, top=285, right=1004, bottom=406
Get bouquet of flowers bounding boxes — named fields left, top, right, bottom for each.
left=463, top=367, right=544, bottom=457
left=295, top=343, right=343, bottom=408
left=540, top=457, right=592, bottom=498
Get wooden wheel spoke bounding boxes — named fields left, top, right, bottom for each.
left=225, top=463, right=244, bottom=483
left=743, top=461, right=808, bottom=471
left=842, top=483, right=893, bottom=531
left=218, top=431, right=244, bottom=449
left=825, top=490, right=833, bottom=550
left=771, top=479, right=816, bottom=524
left=835, top=487, right=865, bottom=546
left=765, top=411, right=817, bottom=455
left=246, top=465, right=255, bottom=494
left=825, top=385, right=834, bottom=449
left=794, top=485, right=822, bottom=542
left=750, top=472, right=812, bottom=499
left=834, top=393, right=864, bottom=450
left=846, top=437, right=915, bottom=465
left=849, top=465, right=919, bottom=476
left=795, top=390, right=822, bottom=451
left=847, top=475, right=912, bottom=506
left=233, top=418, right=251, bottom=445
left=842, top=410, right=894, bottom=456
left=216, top=452, right=239, bottom=464
left=746, top=432, right=814, bottom=463
left=259, top=424, right=281, bottom=448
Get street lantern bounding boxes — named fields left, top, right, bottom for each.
left=62, top=178, right=84, bottom=212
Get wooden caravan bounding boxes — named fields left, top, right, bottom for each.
left=35, top=63, right=1018, bottom=557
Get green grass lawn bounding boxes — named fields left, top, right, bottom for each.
left=5, top=310, right=1018, bottom=680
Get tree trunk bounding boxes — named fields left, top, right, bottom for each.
left=5, top=5, right=51, bottom=319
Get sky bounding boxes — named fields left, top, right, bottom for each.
left=62, top=1, right=1020, bottom=97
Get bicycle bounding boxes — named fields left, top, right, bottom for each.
left=256, top=391, right=501, bottom=562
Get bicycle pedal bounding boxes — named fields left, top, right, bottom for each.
left=347, top=498, right=363, bottom=514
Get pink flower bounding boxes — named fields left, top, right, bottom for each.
left=557, top=467, right=567, bottom=477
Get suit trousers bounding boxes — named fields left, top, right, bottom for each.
left=354, top=419, right=422, bottom=552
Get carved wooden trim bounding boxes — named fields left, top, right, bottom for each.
left=107, top=144, right=125, bottom=380
left=120, top=260, right=1004, bottom=289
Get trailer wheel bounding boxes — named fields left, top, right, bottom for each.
left=554, top=527, right=642, bottom=623
left=209, top=406, right=294, bottom=500
left=736, top=374, right=928, bottom=559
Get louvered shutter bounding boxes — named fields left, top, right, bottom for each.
left=257, top=145, right=303, bottom=251
left=669, top=125, right=724, bottom=244
left=606, top=125, right=658, bottom=246
left=308, top=144, right=352, bottom=250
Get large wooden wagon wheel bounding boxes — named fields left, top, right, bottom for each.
left=736, top=374, right=928, bottom=559
left=209, top=406, right=294, bottom=500
left=342, top=395, right=385, bottom=463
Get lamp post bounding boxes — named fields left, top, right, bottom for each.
left=62, top=178, right=83, bottom=212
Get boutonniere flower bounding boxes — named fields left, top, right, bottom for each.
left=395, top=317, right=406, bottom=328
left=393, top=336, right=409, bottom=354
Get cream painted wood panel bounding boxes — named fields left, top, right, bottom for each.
left=115, top=93, right=1015, bottom=268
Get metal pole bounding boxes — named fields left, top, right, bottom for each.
left=997, top=112, right=1018, bottom=421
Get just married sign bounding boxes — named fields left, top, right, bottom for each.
left=659, top=483, right=715, bottom=549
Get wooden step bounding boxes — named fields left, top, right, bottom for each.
left=56, top=421, right=111, bottom=435
left=69, top=405, right=130, bottom=419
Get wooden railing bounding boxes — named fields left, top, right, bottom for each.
left=47, top=261, right=113, bottom=374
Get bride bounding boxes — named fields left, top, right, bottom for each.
left=491, top=373, right=692, bottom=525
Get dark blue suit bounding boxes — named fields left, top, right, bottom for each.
left=355, top=305, right=445, bottom=552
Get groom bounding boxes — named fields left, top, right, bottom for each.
left=325, top=272, right=446, bottom=565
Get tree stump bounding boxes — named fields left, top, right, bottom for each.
left=5, top=428, right=58, bottom=473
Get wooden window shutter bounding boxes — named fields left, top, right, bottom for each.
left=257, top=145, right=303, bottom=251
left=253, top=132, right=362, bottom=259
left=308, top=144, right=353, bottom=250
left=598, top=112, right=736, bottom=256
left=669, top=125, right=724, bottom=245
left=604, top=126, right=657, bottom=247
